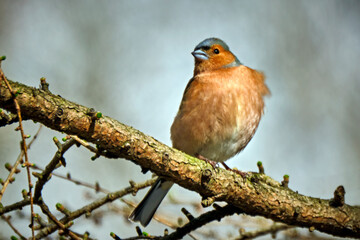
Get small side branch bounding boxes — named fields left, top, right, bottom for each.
left=162, top=204, right=243, bottom=240
left=0, top=65, right=35, bottom=239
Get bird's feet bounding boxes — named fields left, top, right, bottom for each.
left=221, top=162, right=248, bottom=178
left=195, top=154, right=218, bottom=169
left=195, top=154, right=247, bottom=178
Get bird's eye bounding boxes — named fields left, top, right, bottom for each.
left=213, top=48, right=220, bottom=54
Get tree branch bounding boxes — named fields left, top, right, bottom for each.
left=0, top=78, right=359, bottom=238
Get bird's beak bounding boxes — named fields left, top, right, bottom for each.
left=191, top=49, right=209, bottom=60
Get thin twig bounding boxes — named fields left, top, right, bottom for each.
left=0, top=199, right=30, bottom=215
left=39, top=201, right=82, bottom=240
left=33, top=138, right=77, bottom=201
left=235, top=223, right=293, bottom=240
left=0, top=125, right=42, bottom=201
left=34, top=178, right=157, bottom=239
left=70, top=135, right=99, bottom=153
left=0, top=67, right=35, bottom=239
left=162, top=204, right=243, bottom=240
left=1, top=215, right=27, bottom=240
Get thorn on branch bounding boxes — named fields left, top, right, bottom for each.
left=281, top=174, right=289, bottom=188
left=330, top=185, right=345, bottom=207
left=257, top=161, right=265, bottom=174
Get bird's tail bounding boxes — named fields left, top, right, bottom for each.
left=129, top=178, right=174, bottom=227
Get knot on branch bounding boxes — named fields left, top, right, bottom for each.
left=200, top=168, right=214, bottom=188
left=87, top=108, right=102, bottom=121
left=330, top=185, right=345, bottom=207
left=54, top=107, right=64, bottom=125
left=40, top=77, right=50, bottom=93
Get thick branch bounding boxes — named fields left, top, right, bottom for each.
left=0, top=79, right=359, bottom=238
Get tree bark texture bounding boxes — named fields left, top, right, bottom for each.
left=0, top=79, right=359, bottom=238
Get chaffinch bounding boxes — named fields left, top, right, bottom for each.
left=129, top=37, right=270, bottom=226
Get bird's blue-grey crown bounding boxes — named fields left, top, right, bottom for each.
left=194, top=38, right=241, bottom=67
left=194, top=38, right=230, bottom=51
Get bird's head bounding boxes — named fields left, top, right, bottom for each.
left=192, top=38, right=241, bottom=75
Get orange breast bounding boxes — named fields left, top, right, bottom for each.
left=170, top=65, right=269, bottom=162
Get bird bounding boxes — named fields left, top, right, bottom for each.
left=129, top=37, right=270, bottom=227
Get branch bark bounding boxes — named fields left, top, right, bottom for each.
left=0, top=78, right=359, bottom=238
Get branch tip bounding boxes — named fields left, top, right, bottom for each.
left=135, top=226, right=143, bottom=236
left=39, top=77, right=50, bottom=92
left=281, top=174, right=289, bottom=188
left=110, top=232, right=121, bottom=240
left=56, top=203, right=71, bottom=216
left=181, top=207, right=195, bottom=221
left=21, top=189, right=28, bottom=199
left=53, top=136, right=62, bottom=149
left=257, top=161, right=265, bottom=174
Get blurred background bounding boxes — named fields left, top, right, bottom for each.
left=0, top=1, right=359, bottom=239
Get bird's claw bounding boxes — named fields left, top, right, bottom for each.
left=221, top=162, right=247, bottom=178
left=196, top=153, right=218, bottom=169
